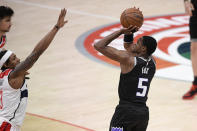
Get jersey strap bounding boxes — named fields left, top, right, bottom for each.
left=0, top=35, right=6, bottom=49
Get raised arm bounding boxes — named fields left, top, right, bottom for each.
left=10, top=9, right=68, bottom=78
left=94, top=26, right=137, bottom=63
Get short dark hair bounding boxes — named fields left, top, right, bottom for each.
left=0, top=50, right=9, bottom=71
left=142, top=36, right=157, bottom=56
left=0, top=6, right=14, bottom=20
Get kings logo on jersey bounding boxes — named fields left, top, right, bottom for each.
left=111, top=127, right=123, bottom=131
left=76, top=14, right=192, bottom=82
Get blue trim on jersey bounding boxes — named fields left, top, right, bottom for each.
left=20, top=89, right=28, bottom=99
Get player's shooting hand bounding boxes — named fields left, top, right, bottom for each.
left=121, top=25, right=139, bottom=35
left=184, top=1, right=194, bottom=16
left=55, top=8, right=68, bottom=29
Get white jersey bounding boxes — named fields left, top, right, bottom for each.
left=0, top=69, right=28, bottom=126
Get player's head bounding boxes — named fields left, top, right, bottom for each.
left=141, top=36, right=157, bottom=56
left=0, top=50, right=20, bottom=71
left=0, top=6, right=14, bottom=33
left=129, top=36, right=157, bottom=56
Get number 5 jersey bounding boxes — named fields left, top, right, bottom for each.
left=118, top=57, right=156, bottom=106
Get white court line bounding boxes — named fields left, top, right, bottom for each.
left=6, top=0, right=119, bottom=21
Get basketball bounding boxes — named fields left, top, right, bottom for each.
left=120, top=7, right=144, bottom=28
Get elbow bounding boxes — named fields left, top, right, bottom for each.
left=94, top=42, right=104, bottom=51
left=93, top=42, right=100, bottom=51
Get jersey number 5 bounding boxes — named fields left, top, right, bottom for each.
left=136, top=78, right=148, bottom=97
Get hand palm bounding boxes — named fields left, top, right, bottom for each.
left=57, top=8, right=68, bottom=28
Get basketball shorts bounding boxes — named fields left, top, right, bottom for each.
left=109, top=104, right=149, bottom=131
left=0, top=118, right=20, bottom=131
left=189, top=15, right=197, bottom=41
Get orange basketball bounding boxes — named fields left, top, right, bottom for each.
left=120, top=7, right=144, bottom=28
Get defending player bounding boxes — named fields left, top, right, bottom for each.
left=0, top=8, right=67, bottom=131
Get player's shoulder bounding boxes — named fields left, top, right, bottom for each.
left=120, top=51, right=135, bottom=64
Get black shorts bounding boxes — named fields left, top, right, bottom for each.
left=189, top=15, right=197, bottom=39
left=109, top=104, right=149, bottom=131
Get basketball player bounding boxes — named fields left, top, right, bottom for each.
left=182, top=0, right=197, bottom=100
left=0, top=6, right=14, bottom=51
left=94, top=26, right=157, bottom=131
left=0, top=8, right=67, bottom=131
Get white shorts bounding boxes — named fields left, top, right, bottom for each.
left=0, top=117, right=21, bottom=131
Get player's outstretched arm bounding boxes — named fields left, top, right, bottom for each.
left=10, top=8, right=68, bottom=78
left=94, top=26, right=137, bottom=63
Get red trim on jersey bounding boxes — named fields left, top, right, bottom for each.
left=0, top=36, right=6, bottom=48
left=0, top=121, right=11, bottom=131
left=0, top=69, right=12, bottom=78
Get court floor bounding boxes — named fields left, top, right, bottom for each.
left=0, top=0, right=197, bottom=130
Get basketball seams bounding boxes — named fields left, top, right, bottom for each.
left=125, top=14, right=143, bottom=20
left=125, top=15, right=143, bottom=27
left=125, top=13, right=143, bottom=19
left=121, top=10, right=130, bottom=28
left=123, top=11, right=130, bottom=28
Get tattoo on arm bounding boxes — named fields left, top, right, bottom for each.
left=11, top=52, right=41, bottom=77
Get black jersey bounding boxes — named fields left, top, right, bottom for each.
left=118, top=57, right=156, bottom=106
left=192, top=0, right=197, bottom=16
